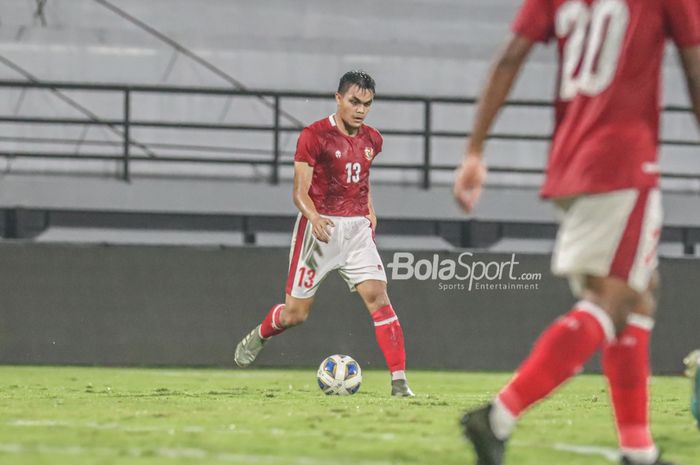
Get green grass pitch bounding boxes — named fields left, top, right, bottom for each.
left=0, top=366, right=696, bottom=465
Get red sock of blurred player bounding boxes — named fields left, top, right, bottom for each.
left=259, top=303, right=287, bottom=339
left=603, top=315, right=657, bottom=462
left=490, top=301, right=614, bottom=439
left=371, top=305, right=406, bottom=379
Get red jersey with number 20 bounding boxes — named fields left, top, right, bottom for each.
left=294, top=115, right=383, bottom=216
left=512, top=0, right=700, bottom=198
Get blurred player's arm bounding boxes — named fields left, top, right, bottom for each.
left=293, top=161, right=333, bottom=243
left=454, top=35, right=535, bottom=212
left=679, top=45, right=700, bottom=127
left=467, top=35, right=535, bottom=156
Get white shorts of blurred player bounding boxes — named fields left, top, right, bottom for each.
left=285, top=214, right=387, bottom=299
left=552, top=188, right=662, bottom=297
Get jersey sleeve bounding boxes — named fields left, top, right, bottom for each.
left=294, top=128, right=321, bottom=166
left=665, top=0, right=700, bottom=48
left=511, top=0, right=554, bottom=43
left=374, top=130, right=384, bottom=156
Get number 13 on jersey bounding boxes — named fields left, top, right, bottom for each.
left=345, top=162, right=361, bottom=183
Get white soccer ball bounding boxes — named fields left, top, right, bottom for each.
left=316, top=354, right=362, bottom=396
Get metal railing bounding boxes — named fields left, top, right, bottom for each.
left=0, top=80, right=698, bottom=188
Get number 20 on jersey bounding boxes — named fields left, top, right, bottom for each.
left=557, top=0, right=629, bottom=100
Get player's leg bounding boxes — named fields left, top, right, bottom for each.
left=593, top=190, right=671, bottom=465
left=235, top=213, right=338, bottom=368
left=462, top=189, right=661, bottom=465
left=234, top=295, right=314, bottom=367
left=603, top=273, right=659, bottom=464
left=355, top=279, right=413, bottom=397
left=340, top=216, right=413, bottom=396
left=462, top=275, right=632, bottom=465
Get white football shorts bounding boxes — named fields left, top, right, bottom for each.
left=285, top=214, right=387, bottom=299
left=551, top=188, right=662, bottom=296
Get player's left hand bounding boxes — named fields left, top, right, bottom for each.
left=453, top=154, right=487, bottom=213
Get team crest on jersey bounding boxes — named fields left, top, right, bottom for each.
left=335, top=150, right=342, bottom=159
left=364, top=147, right=374, bottom=160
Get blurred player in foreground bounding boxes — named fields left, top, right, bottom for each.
left=453, top=0, right=700, bottom=464
left=234, top=70, right=414, bottom=397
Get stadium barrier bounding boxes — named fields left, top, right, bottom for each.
left=0, top=242, right=696, bottom=374
left=0, top=80, right=698, bottom=188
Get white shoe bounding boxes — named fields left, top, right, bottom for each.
left=391, top=379, right=415, bottom=397
left=234, top=325, right=267, bottom=368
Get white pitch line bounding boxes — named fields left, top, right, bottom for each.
left=7, top=419, right=215, bottom=434
left=10, top=420, right=67, bottom=427
left=156, top=370, right=287, bottom=379
left=7, top=419, right=400, bottom=442
left=552, top=443, right=620, bottom=463
left=8, top=420, right=620, bottom=462
left=0, top=443, right=395, bottom=465
left=510, top=440, right=620, bottom=463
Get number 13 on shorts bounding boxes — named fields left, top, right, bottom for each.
left=297, top=267, right=316, bottom=289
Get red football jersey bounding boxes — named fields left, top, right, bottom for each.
left=294, top=115, right=383, bottom=216
left=512, top=0, right=700, bottom=198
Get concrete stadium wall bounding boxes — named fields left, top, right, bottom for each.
left=0, top=242, right=697, bottom=374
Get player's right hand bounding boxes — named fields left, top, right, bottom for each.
left=453, top=154, right=487, bottom=213
left=311, top=216, right=335, bottom=243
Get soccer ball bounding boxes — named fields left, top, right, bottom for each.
left=316, top=354, right=362, bottom=395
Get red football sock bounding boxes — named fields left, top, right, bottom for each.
left=371, top=305, right=406, bottom=378
left=259, top=304, right=286, bottom=339
left=498, top=301, right=614, bottom=417
left=603, top=314, right=656, bottom=454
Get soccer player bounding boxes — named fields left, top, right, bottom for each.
left=234, top=71, right=414, bottom=397
left=453, top=1, right=700, bottom=464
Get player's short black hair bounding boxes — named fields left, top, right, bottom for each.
left=337, top=70, right=376, bottom=95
